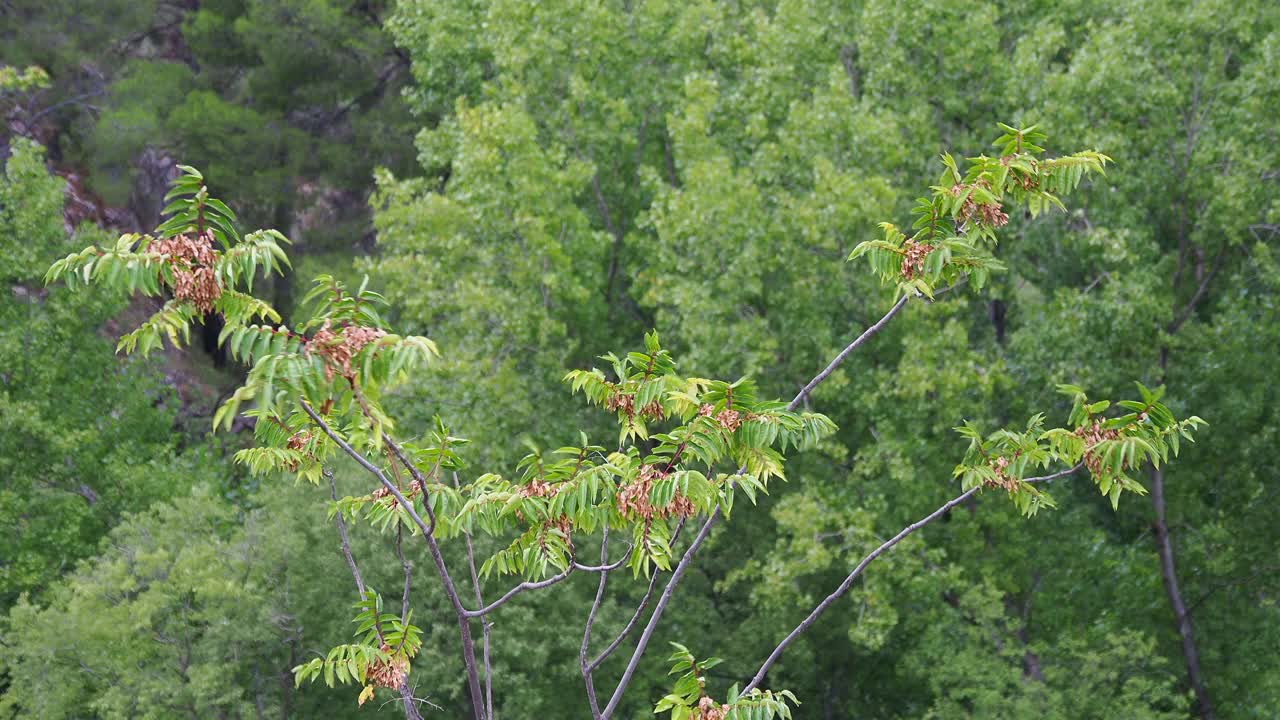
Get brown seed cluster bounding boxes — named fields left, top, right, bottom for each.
left=282, top=429, right=313, bottom=471
left=286, top=429, right=311, bottom=451
left=370, top=479, right=426, bottom=509
left=697, top=404, right=752, bottom=432
left=698, top=696, right=728, bottom=720
left=606, top=391, right=667, bottom=422
left=366, top=644, right=408, bottom=689
left=900, top=240, right=935, bottom=280
left=605, top=391, right=634, bottom=417
left=984, top=455, right=1019, bottom=492
left=153, top=231, right=222, bottom=312
left=307, top=320, right=387, bottom=380
left=172, top=266, right=222, bottom=313
left=1075, top=421, right=1121, bottom=475
left=617, top=464, right=695, bottom=521
left=980, top=202, right=1009, bottom=227
left=520, top=478, right=559, bottom=499
left=640, top=400, right=665, bottom=421
left=949, top=181, right=1009, bottom=230
left=715, top=409, right=742, bottom=432
left=150, top=230, right=218, bottom=266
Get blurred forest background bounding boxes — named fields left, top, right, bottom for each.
left=1, top=0, right=1277, bottom=718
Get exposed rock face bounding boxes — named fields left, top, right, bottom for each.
left=128, top=147, right=178, bottom=231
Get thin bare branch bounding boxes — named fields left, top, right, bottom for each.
left=600, top=510, right=719, bottom=719
left=301, top=402, right=486, bottom=720
left=327, top=468, right=367, bottom=598
left=325, top=467, right=421, bottom=720
left=581, top=527, right=611, bottom=719
left=741, top=463, right=1084, bottom=694
left=586, top=518, right=686, bottom=673
left=455, top=472, right=495, bottom=720
left=1168, top=243, right=1228, bottom=334
left=463, top=567, right=576, bottom=618
left=601, top=290, right=914, bottom=715
left=380, top=433, right=488, bottom=720
left=395, top=526, right=412, bottom=626
left=788, top=294, right=911, bottom=410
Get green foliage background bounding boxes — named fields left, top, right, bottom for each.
left=1, top=0, right=1277, bottom=717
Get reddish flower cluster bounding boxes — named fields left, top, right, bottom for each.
left=520, top=478, right=559, bottom=499
left=949, top=180, right=1009, bottom=230
left=715, top=408, right=742, bottom=432
left=606, top=391, right=666, bottom=421
left=698, top=696, right=728, bottom=720
left=366, top=644, right=408, bottom=689
left=286, top=429, right=311, bottom=451
left=1075, top=421, right=1121, bottom=475
left=307, top=320, right=387, bottom=380
left=370, top=479, right=426, bottom=509
left=617, top=464, right=695, bottom=521
left=900, top=240, right=935, bottom=280
left=697, top=403, right=752, bottom=432
left=605, top=391, right=634, bottom=417
left=150, top=230, right=217, bottom=266
left=984, top=455, right=1019, bottom=492
left=153, top=231, right=222, bottom=312
left=980, top=202, right=1009, bottom=227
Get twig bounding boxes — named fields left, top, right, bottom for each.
left=741, top=463, right=1084, bottom=693
left=456, top=472, right=495, bottom=720
left=327, top=468, right=367, bottom=597
left=1168, top=243, right=1228, bottom=334
left=586, top=518, right=686, bottom=673
left=463, top=566, right=577, bottom=618
left=600, top=510, right=719, bottom=718
left=581, top=527, right=611, bottom=719
left=788, top=294, right=911, bottom=410
left=326, top=467, right=421, bottom=719
left=601, top=291, right=915, bottom=715
left=395, top=526, right=412, bottom=627
left=301, top=402, right=486, bottom=720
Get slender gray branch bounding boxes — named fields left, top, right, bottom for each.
left=1168, top=243, right=1227, bottom=334
left=600, top=510, right=719, bottom=719
left=301, top=402, right=486, bottom=720
left=463, top=567, right=576, bottom=618
left=741, top=463, right=1085, bottom=694
left=788, top=294, right=911, bottom=410
left=456, top=472, right=495, bottom=720
left=395, top=526, right=412, bottom=626
left=582, top=527, right=611, bottom=719
left=459, top=553, right=628, bottom=619
left=325, top=467, right=421, bottom=720
left=381, top=433, right=488, bottom=720
left=586, top=518, right=685, bottom=673
left=327, top=468, right=367, bottom=598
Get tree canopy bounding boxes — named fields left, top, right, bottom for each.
left=1, top=1, right=1277, bottom=718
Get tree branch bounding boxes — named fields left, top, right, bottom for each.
left=600, top=510, right=719, bottom=719
left=327, top=468, right=367, bottom=598
left=788, top=294, right=911, bottom=410
left=455, top=472, right=495, bottom=720
left=395, top=526, right=412, bottom=627
left=457, top=555, right=627, bottom=620
left=581, top=527, right=611, bottom=719
left=585, top=518, right=685, bottom=673
left=325, top=467, right=422, bottom=720
left=301, top=402, right=487, bottom=720
left=741, top=463, right=1084, bottom=694
left=600, top=290, right=916, bottom=715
